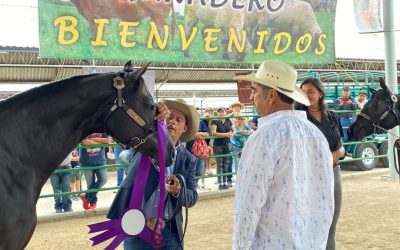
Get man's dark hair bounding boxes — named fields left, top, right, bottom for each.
left=259, top=84, right=295, bottom=104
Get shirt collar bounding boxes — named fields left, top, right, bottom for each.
left=258, top=110, right=307, bottom=127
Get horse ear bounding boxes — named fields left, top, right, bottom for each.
left=369, top=87, right=377, bottom=94
left=132, top=62, right=150, bottom=80
left=379, top=77, right=389, bottom=92
left=124, top=61, right=133, bottom=72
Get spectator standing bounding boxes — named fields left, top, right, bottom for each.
left=186, top=119, right=211, bottom=190
left=249, top=115, right=259, bottom=130
left=356, top=90, right=368, bottom=110
left=202, top=112, right=214, bottom=175
left=232, top=61, right=333, bottom=249
left=70, top=150, right=81, bottom=201
left=229, top=101, right=244, bottom=120
left=299, top=78, right=345, bottom=250
left=211, top=107, right=235, bottom=190
left=113, top=144, right=126, bottom=187
left=49, top=152, right=73, bottom=213
left=333, top=86, right=357, bottom=146
left=230, top=114, right=253, bottom=175
left=79, top=133, right=110, bottom=210
left=204, top=107, right=214, bottom=117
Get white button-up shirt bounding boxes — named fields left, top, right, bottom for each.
left=233, top=110, right=334, bottom=250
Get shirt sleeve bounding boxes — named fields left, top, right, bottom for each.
left=334, top=113, right=344, bottom=137
left=233, top=135, right=272, bottom=250
left=333, top=98, right=341, bottom=110
left=351, top=97, right=358, bottom=110
left=199, top=120, right=209, bottom=133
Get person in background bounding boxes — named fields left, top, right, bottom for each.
left=230, top=114, right=253, bottom=175
left=79, top=133, right=110, bottom=210
left=333, top=86, right=357, bottom=154
left=299, top=77, right=345, bottom=250
left=229, top=101, right=244, bottom=118
left=204, top=107, right=214, bottom=117
left=50, top=152, right=73, bottom=213
left=202, top=112, right=214, bottom=175
left=70, top=150, right=81, bottom=201
left=211, top=107, right=235, bottom=190
left=249, top=115, right=259, bottom=130
left=232, top=60, right=333, bottom=249
left=186, top=118, right=211, bottom=190
left=113, top=144, right=126, bottom=188
left=356, top=90, right=368, bottom=110
left=107, top=99, right=198, bottom=250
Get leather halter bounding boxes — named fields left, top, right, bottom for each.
left=104, top=73, right=155, bottom=149
left=357, top=92, right=399, bottom=134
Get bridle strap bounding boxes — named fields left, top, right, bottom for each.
left=104, top=73, right=155, bottom=149
left=358, top=93, right=400, bottom=135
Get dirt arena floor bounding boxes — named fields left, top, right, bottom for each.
left=27, top=172, right=400, bottom=250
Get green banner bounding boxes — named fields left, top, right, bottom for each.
left=39, top=0, right=337, bottom=64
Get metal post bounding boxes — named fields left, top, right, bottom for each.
left=91, top=60, right=96, bottom=74
left=383, top=0, right=399, bottom=177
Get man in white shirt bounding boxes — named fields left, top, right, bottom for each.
left=232, top=61, right=334, bottom=250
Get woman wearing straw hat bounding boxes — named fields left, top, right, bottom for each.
left=230, top=114, right=253, bottom=175
left=229, top=101, right=244, bottom=116
left=232, top=61, right=334, bottom=249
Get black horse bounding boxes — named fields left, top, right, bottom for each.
left=348, top=78, right=400, bottom=141
left=0, top=62, right=174, bottom=250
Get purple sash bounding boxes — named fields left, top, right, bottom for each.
left=88, top=121, right=167, bottom=249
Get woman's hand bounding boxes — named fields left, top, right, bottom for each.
left=195, top=132, right=208, bottom=140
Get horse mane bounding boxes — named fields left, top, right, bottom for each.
left=0, top=73, right=102, bottom=112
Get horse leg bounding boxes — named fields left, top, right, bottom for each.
left=220, top=27, right=230, bottom=60
left=231, top=12, right=248, bottom=62
left=184, top=8, right=199, bottom=58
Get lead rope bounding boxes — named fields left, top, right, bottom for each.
left=393, top=139, right=400, bottom=176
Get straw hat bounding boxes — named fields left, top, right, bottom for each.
left=229, top=101, right=244, bottom=110
left=236, top=113, right=248, bottom=122
left=163, top=99, right=199, bottom=142
left=234, top=60, right=310, bottom=106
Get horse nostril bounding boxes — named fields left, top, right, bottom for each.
left=149, top=127, right=155, bottom=133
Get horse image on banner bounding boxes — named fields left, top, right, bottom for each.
left=0, top=62, right=174, bottom=250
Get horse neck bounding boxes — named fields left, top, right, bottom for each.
left=396, top=94, right=400, bottom=110
left=0, top=74, right=115, bottom=188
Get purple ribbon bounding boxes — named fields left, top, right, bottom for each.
left=88, top=121, right=167, bottom=249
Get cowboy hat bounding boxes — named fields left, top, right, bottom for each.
left=235, top=113, right=248, bottom=122
left=163, top=99, right=199, bottom=142
left=234, top=61, right=310, bottom=106
left=229, top=101, right=244, bottom=110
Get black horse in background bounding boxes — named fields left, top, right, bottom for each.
left=348, top=77, right=400, bottom=141
left=0, top=62, right=174, bottom=250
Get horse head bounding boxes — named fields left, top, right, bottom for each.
left=348, top=78, right=400, bottom=141
left=98, top=61, right=175, bottom=166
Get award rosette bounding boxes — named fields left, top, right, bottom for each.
left=88, top=121, right=167, bottom=249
